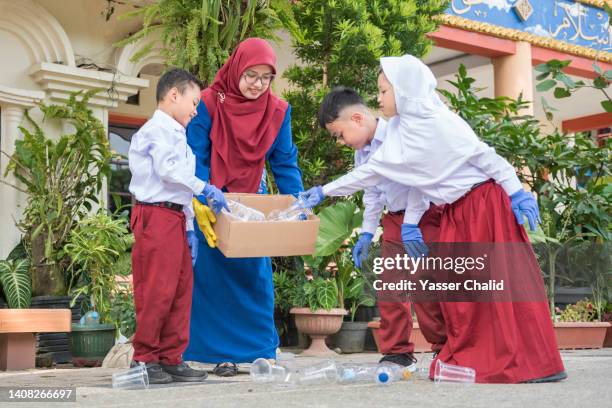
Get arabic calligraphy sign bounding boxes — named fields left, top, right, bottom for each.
left=446, top=0, right=611, bottom=53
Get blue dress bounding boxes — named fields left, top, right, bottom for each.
left=184, top=102, right=303, bottom=363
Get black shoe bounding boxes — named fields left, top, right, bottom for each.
left=131, top=361, right=173, bottom=384
left=379, top=353, right=418, bottom=370
left=212, top=362, right=238, bottom=377
left=160, top=361, right=208, bottom=382
left=523, top=371, right=568, bottom=383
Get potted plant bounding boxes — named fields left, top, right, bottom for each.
left=553, top=299, right=611, bottom=349
left=330, top=250, right=375, bottom=353
left=64, top=209, right=132, bottom=366
left=1, top=91, right=111, bottom=364
left=603, top=304, right=612, bottom=348
left=0, top=243, right=71, bottom=370
left=289, top=201, right=363, bottom=356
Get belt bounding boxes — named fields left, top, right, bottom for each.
left=456, top=179, right=494, bottom=202
left=136, top=201, right=184, bottom=212
left=470, top=179, right=491, bottom=191
left=388, top=209, right=405, bottom=216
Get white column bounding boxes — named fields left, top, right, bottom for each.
left=0, top=105, right=26, bottom=258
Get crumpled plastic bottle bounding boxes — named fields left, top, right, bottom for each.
left=79, top=310, right=100, bottom=326
left=266, top=199, right=312, bottom=221
left=222, top=200, right=265, bottom=221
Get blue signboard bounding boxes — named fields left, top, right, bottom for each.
left=446, top=0, right=611, bottom=53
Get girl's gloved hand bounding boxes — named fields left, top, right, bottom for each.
left=510, top=189, right=541, bottom=231
left=401, top=223, right=428, bottom=259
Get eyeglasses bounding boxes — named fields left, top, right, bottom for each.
left=242, top=71, right=275, bottom=87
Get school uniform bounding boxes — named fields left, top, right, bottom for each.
left=319, top=55, right=564, bottom=383
left=128, top=109, right=205, bottom=365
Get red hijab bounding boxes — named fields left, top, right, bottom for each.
left=202, top=38, right=288, bottom=193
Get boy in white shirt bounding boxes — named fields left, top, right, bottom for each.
left=128, top=68, right=227, bottom=384
left=317, top=87, right=445, bottom=370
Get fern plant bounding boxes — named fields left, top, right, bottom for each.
left=0, top=258, right=31, bottom=309
left=64, top=210, right=132, bottom=324
left=116, top=0, right=284, bottom=85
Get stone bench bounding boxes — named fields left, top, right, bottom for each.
left=0, top=309, right=71, bottom=370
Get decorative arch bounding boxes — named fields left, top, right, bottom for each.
left=0, top=0, right=75, bottom=67
left=115, top=32, right=165, bottom=77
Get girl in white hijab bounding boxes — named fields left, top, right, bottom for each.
left=300, top=55, right=565, bottom=384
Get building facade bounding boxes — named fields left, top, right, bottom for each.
left=0, top=0, right=610, bottom=257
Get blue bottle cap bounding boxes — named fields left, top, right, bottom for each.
left=378, top=372, right=389, bottom=383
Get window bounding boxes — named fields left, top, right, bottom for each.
left=108, top=123, right=139, bottom=215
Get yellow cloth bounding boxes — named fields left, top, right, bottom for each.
left=192, top=198, right=217, bottom=248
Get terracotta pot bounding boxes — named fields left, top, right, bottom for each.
left=554, top=322, right=611, bottom=349
left=290, top=308, right=347, bottom=357
left=604, top=324, right=612, bottom=348
left=367, top=320, right=433, bottom=352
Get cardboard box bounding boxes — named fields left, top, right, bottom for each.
left=214, top=193, right=320, bottom=258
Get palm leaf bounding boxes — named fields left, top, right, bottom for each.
left=0, top=259, right=32, bottom=308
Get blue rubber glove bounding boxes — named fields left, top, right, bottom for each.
left=201, top=183, right=229, bottom=214
left=186, top=230, right=198, bottom=267
left=401, top=224, right=428, bottom=259
left=510, top=189, right=541, bottom=231
left=352, top=232, right=374, bottom=269
left=298, top=186, right=326, bottom=208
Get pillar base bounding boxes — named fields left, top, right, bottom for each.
left=0, top=333, right=36, bottom=371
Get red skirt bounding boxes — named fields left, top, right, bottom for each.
left=433, top=180, right=564, bottom=383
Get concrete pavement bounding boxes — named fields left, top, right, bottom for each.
left=1, top=349, right=610, bottom=408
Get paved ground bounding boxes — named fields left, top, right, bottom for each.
left=1, top=348, right=611, bottom=408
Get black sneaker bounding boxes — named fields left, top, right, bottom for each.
left=523, top=371, right=568, bottom=383
left=131, top=361, right=173, bottom=384
left=160, top=361, right=208, bottom=382
left=379, top=353, right=418, bottom=371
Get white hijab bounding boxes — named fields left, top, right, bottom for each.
left=368, top=55, right=483, bottom=188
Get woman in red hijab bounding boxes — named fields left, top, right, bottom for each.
left=185, top=38, right=304, bottom=376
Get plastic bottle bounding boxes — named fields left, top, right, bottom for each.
left=294, top=360, right=337, bottom=385
left=375, top=363, right=412, bottom=385
left=79, top=310, right=99, bottom=326
left=222, top=200, right=265, bottom=221
left=336, top=363, right=379, bottom=383
left=266, top=207, right=311, bottom=221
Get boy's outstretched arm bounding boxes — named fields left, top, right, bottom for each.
left=323, top=163, right=386, bottom=196
left=299, top=164, right=385, bottom=208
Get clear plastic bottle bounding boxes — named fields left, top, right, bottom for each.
left=266, top=207, right=311, bottom=221
left=294, top=360, right=337, bottom=385
left=375, top=363, right=412, bottom=385
left=222, top=200, right=265, bottom=221
left=79, top=310, right=99, bottom=326
left=336, top=363, right=379, bottom=383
